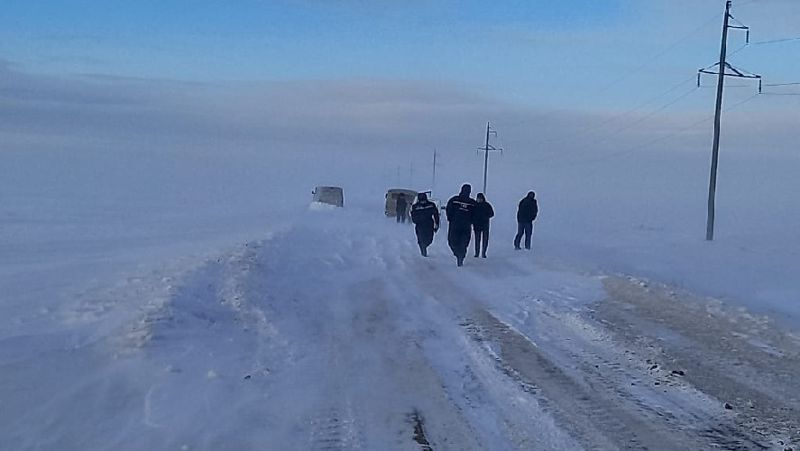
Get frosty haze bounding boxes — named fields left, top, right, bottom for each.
left=1, top=63, right=799, bottom=449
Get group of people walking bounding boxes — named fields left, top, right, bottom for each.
left=405, top=184, right=538, bottom=267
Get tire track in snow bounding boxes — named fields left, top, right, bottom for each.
left=598, top=276, right=798, bottom=449
left=405, top=261, right=581, bottom=449
left=504, top=297, right=766, bottom=450
left=61, top=210, right=793, bottom=449
left=243, top=222, right=480, bottom=450
left=463, top=311, right=664, bottom=450
left=411, top=257, right=775, bottom=450
left=410, top=410, right=433, bottom=451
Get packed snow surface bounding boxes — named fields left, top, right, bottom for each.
left=2, top=203, right=798, bottom=450
left=1, top=140, right=799, bottom=449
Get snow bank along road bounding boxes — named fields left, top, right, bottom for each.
left=2, top=208, right=798, bottom=450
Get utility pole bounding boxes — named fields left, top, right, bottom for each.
left=432, top=148, right=437, bottom=197
left=706, top=1, right=731, bottom=242
left=477, top=122, right=502, bottom=194
left=698, top=0, right=761, bottom=241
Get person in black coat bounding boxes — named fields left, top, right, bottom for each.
left=445, top=184, right=477, bottom=267
left=410, top=192, right=440, bottom=257
left=396, top=193, right=408, bottom=223
left=472, top=193, right=494, bottom=258
left=514, top=191, right=538, bottom=250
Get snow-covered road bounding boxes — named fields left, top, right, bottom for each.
left=2, top=207, right=798, bottom=450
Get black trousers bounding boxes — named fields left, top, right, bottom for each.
left=514, top=221, right=533, bottom=249
left=396, top=210, right=406, bottom=223
left=416, top=225, right=434, bottom=249
left=474, top=225, right=489, bottom=256
left=448, top=225, right=471, bottom=259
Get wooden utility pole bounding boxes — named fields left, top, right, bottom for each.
left=478, top=122, right=501, bottom=194
left=482, top=122, right=491, bottom=194
left=699, top=0, right=760, bottom=241
left=432, top=148, right=437, bottom=196
left=706, top=1, right=732, bottom=241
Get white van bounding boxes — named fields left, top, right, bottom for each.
left=385, top=189, right=417, bottom=219
left=312, top=186, right=344, bottom=207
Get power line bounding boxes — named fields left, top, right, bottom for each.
left=599, top=76, right=698, bottom=128
left=752, top=37, right=800, bottom=46
left=724, top=91, right=761, bottom=110
left=602, top=85, right=699, bottom=138
left=521, top=11, right=750, bottom=151
left=495, top=11, right=722, bottom=133
left=522, top=90, right=761, bottom=170
left=698, top=0, right=762, bottom=241
left=520, top=75, right=697, bottom=151
left=763, top=82, right=800, bottom=87
left=520, top=4, right=772, bottom=175
left=732, top=0, right=760, bottom=7
left=593, top=12, right=723, bottom=95
left=726, top=43, right=749, bottom=58
left=608, top=93, right=759, bottom=161
left=520, top=14, right=762, bottom=170
left=515, top=78, right=704, bottom=164
left=700, top=84, right=754, bottom=88
left=553, top=92, right=761, bottom=168
left=759, top=81, right=800, bottom=96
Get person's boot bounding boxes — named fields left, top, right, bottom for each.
left=457, top=256, right=464, bottom=267
left=421, top=246, right=428, bottom=257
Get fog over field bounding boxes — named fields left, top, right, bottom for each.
left=3, top=59, right=797, bottom=322
left=1, top=1, right=799, bottom=449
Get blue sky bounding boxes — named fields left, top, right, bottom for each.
left=1, top=1, right=798, bottom=225
left=1, top=0, right=626, bottom=85
left=2, top=1, right=797, bottom=108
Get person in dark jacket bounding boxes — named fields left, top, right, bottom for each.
left=396, top=193, right=408, bottom=223
left=472, top=193, right=494, bottom=258
left=410, top=192, right=440, bottom=257
left=514, top=191, right=538, bottom=250
left=445, top=184, right=477, bottom=267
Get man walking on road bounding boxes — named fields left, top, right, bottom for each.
left=514, top=191, right=538, bottom=250
left=473, top=193, right=494, bottom=258
left=446, top=184, right=477, bottom=267
left=395, top=193, right=408, bottom=223
left=410, top=192, right=440, bottom=257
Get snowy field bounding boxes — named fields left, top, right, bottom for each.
left=3, top=0, right=800, bottom=444
left=1, top=140, right=799, bottom=449
left=2, top=52, right=799, bottom=451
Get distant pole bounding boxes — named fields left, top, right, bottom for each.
left=706, top=1, right=732, bottom=241
left=477, top=122, right=501, bottom=194
left=482, top=122, right=490, bottom=194
left=432, top=148, right=437, bottom=196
